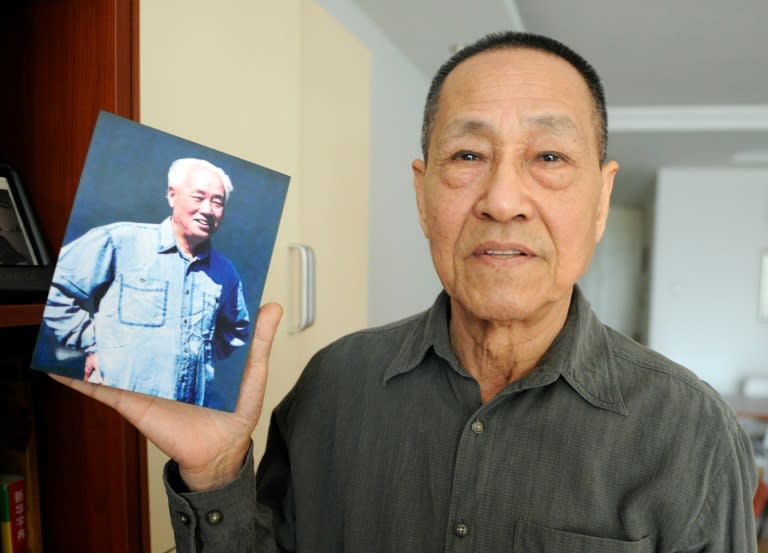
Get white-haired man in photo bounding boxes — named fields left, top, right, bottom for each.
left=43, top=158, right=250, bottom=406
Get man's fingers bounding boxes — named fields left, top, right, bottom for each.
left=49, top=372, right=157, bottom=423
left=236, top=302, right=283, bottom=419
left=48, top=373, right=113, bottom=407
left=246, top=302, right=283, bottom=367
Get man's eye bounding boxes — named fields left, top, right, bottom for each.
left=454, top=151, right=481, bottom=161
left=540, top=152, right=562, bottom=162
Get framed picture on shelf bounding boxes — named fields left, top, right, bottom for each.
left=0, top=163, right=53, bottom=303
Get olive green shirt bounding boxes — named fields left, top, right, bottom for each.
left=165, top=288, right=757, bottom=552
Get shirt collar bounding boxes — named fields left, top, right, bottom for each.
left=383, top=286, right=627, bottom=416
left=382, top=291, right=455, bottom=383
left=540, top=286, right=628, bottom=415
left=157, top=216, right=211, bottom=261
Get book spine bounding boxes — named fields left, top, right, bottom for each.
left=0, top=479, right=10, bottom=553
left=0, top=477, right=27, bottom=553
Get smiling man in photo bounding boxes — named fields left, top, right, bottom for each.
left=42, top=158, right=250, bottom=406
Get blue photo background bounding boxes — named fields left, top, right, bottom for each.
left=32, top=111, right=289, bottom=412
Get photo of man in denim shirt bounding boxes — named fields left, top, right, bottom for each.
left=41, top=158, right=251, bottom=406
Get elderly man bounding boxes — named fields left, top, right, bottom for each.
left=43, top=158, right=250, bottom=406
left=56, top=32, right=757, bottom=552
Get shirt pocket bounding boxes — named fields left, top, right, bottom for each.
left=202, top=288, right=221, bottom=339
left=118, top=275, right=169, bottom=327
left=514, top=521, right=650, bottom=553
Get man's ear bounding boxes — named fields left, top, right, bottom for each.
left=167, top=186, right=176, bottom=209
left=595, top=160, right=619, bottom=244
left=412, top=158, right=429, bottom=239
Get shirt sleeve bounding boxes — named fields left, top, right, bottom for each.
left=43, top=226, right=116, bottom=352
left=213, top=277, right=250, bottom=361
left=674, top=415, right=758, bottom=552
left=164, top=415, right=296, bottom=553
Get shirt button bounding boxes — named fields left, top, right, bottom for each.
left=471, top=420, right=484, bottom=434
left=206, top=510, right=223, bottom=525
left=178, top=512, right=190, bottom=525
left=453, top=522, right=469, bottom=537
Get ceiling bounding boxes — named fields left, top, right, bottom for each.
left=350, top=0, right=768, bottom=205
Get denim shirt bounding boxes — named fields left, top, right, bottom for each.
left=44, top=217, right=250, bottom=405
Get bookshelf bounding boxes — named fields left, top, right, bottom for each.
left=0, top=1, right=149, bottom=551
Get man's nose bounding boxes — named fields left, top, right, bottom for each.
left=199, top=198, right=214, bottom=215
left=474, top=158, right=533, bottom=222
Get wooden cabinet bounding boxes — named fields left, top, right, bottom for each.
left=0, top=1, right=148, bottom=551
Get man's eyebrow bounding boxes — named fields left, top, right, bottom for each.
left=441, top=115, right=582, bottom=138
left=525, top=114, right=580, bottom=134
left=441, top=118, right=494, bottom=137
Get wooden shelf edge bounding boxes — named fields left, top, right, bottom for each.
left=0, top=303, right=44, bottom=327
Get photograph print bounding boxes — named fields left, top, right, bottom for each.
left=0, top=167, right=40, bottom=266
left=31, top=111, right=289, bottom=412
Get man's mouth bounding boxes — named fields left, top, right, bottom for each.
left=484, top=249, right=527, bottom=258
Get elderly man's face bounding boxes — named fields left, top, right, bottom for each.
left=168, top=165, right=226, bottom=252
left=413, top=48, right=618, bottom=324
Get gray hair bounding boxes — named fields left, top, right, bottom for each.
left=167, top=158, right=234, bottom=201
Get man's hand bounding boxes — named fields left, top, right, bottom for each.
left=84, top=353, right=103, bottom=383
left=50, top=302, right=283, bottom=492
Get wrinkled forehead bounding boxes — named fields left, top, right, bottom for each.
left=446, top=49, right=592, bottom=111
left=433, top=48, right=601, bottom=146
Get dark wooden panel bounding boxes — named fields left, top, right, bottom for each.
left=0, top=0, right=139, bottom=253
left=1, top=1, right=112, bottom=251
left=0, top=1, right=148, bottom=551
left=0, top=305, right=44, bottom=328
left=31, top=372, right=148, bottom=552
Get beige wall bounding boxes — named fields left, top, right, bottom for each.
left=141, top=1, right=369, bottom=551
left=296, top=0, right=370, bottom=367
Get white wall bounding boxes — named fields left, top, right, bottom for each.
left=317, top=0, right=441, bottom=327
left=579, top=205, right=647, bottom=342
left=648, top=167, right=768, bottom=394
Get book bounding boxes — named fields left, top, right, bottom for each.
left=30, top=111, right=289, bottom=412
left=0, top=474, right=26, bottom=553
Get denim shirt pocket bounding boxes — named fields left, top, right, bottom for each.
left=191, top=284, right=222, bottom=341
left=514, top=521, right=650, bottom=553
left=118, top=275, right=169, bottom=327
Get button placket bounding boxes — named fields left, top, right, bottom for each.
left=444, top=412, right=492, bottom=548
